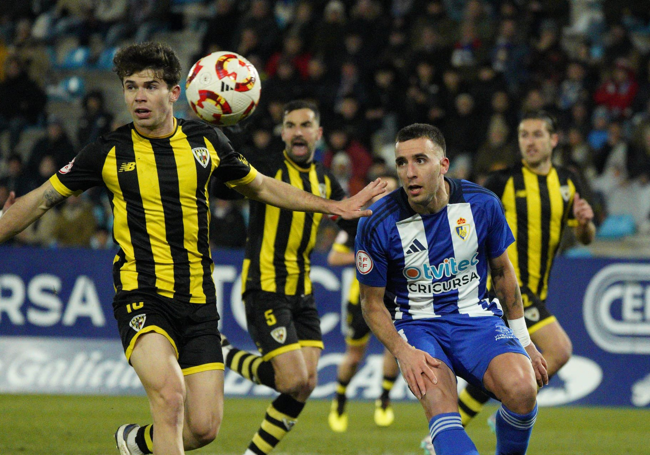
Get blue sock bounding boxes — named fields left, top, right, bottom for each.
left=495, top=403, right=538, bottom=455
left=429, top=412, right=479, bottom=455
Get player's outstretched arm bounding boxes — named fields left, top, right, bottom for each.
left=360, top=283, right=440, bottom=398
left=236, top=174, right=387, bottom=219
left=0, top=181, right=66, bottom=244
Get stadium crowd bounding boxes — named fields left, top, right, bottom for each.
left=1, top=0, right=650, bottom=249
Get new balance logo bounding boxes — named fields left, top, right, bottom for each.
left=406, top=239, right=426, bottom=255
left=119, top=162, right=136, bottom=172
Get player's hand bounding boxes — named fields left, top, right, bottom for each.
left=396, top=345, right=441, bottom=399
left=524, top=343, right=549, bottom=388
left=335, top=178, right=387, bottom=220
left=573, top=192, right=594, bottom=226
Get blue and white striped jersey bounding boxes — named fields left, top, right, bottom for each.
left=355, top=178, right=514, bottom=320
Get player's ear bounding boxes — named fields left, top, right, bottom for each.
left=169, top=85, right=181, bottom=103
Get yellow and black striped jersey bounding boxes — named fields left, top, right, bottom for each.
left=50, top=118, right=257, bottom=304
left=484, top=160, right=584, bottom=301
left=240, top=150, right=346, bottom=296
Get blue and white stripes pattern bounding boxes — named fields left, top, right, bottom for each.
left=430, top=414, right=464, bottom=441
left=498, top=404, right=538, bottom=430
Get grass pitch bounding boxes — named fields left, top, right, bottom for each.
left=1, top=395, right=648, bottom=455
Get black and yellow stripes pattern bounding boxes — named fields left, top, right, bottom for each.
left=242, top=151, right=346, bottom=296
left=247, top=394, right=304, bottom=455
left=484, top=161, right=581, bottom=301
left=50, top=118, right=256, bottom=304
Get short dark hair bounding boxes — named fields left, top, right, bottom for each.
left=520, top=110, right=558, bottom=134
left=282, top=100, right=320, bottom=123
left=395, top=123, right=446, bottom=156
left=113, top=42, right=182, bottom=88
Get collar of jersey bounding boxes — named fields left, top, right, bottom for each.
left=521, top=159, right=553, bottom=176
left=132, top=118, right=178, bottom=140
left=283, top=150, right=312, bottom=172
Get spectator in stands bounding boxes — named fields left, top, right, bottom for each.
left=283, top=1, right=317, bottom=51
left=301, top=57, right=337, bottom=119
left=0, top=55, right=47, bottom=153
left=311, top=0, right=347, bottom=68
left=200, top=0, right=241, bottom=57
left=77, top=90, right=114, bottom=147
left=490, top=17, right=530, bottom=95
left=323, top=124, right=372, bottom=196
left=0, top=154, right=33, bottom=197
left=51, top=193, right=97, bottom=247
left=27, top=116, right=75, bottom=176
left=473, top=116, right=517, bottom=185
left=557, top=61, right=591, bottom=112
left=403, top=59, right=444, bottom=126
left=262, top=57, right=304, bottom=105
left=265, top=33, right=312, bottom=81
left=594, top=58, right=638, bottom=120
left=588, top=105, right=611, bottom=152
left=105, top=0, right=170, bottom=48
left=529, top=19, right=568, bottom=87
left=234, top=0, right=279, bottom=62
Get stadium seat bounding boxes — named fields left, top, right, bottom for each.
left=95, top=47, right=118, bottom=71
left=596, top=214, right=636, bottom=239
left=58, top=46, right=91, bottom=70
left=46, top=76, right=86, bottom=102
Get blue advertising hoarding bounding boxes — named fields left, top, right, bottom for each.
left=1, top=246, right=649, bottom=407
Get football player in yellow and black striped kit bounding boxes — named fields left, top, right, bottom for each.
left=327, top=172, right=400, bottom=433
left=0, top=44, right=386, bottom=455
left=218, top=100, right=358, bottom=455
left=455, top=111, right=596, bottom=431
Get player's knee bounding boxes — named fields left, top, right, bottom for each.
left=501, top=380, right=537, bottom=413
left=190, top=419, right=220, bottom=448
left=276, top=371, right=309, bottom=396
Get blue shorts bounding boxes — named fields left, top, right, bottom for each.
left=395, top=315, right=528, bottom=393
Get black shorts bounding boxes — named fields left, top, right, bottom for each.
left=520, top=286, right=556, bottom=334
left=113, top=292, right=224, bottom=375
left=345, top=299, right=371, bottom=345
left=244, top=290, right=323, bottom=361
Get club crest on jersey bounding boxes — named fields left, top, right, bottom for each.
left=271, top=327, right=287, bottom=344
left=524, top=307, right=540, bottom=322
left=192, top=147, right=210, bottom=168
left=455, top=217, right=471, bottom=241
left=560, top=185, right=571, bottom=202
left=129, top=314, right=146, bottom=332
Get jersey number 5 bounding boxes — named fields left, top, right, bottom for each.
left=264, top=309, right=276, bottom=326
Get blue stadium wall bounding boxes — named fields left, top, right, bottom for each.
left=1, top=246, right=649, bottom=408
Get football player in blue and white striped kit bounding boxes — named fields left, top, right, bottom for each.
left=355, top=123, right=548, bottom=455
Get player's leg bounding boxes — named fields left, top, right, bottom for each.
left=529, top=319, right=572, bottom=377
left=129, top=332, right=186, bottom=455
left=457, top=383, right=491, bottom=427
left=329, top=341, right=368, bottom=431
left=374, top=348, right=399, bottom=427
left=330, top=298, right=371, bottom=431
left=401, top=321, right=479, bottom=455
left=182, top=370, right=224, bottom=449
left=483, top=353, right=538, bottom=455
left=245, top=347, right=321, bottom=455
left=242, top=293, right=323, bottom=455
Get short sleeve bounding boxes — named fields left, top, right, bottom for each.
left=208, top=128, right=258, bottom=188
left=49, top=141, right=105, bottom=196
left=355, top=216, right=389, bottom=288
left=484, top=194, right=515, bottom=259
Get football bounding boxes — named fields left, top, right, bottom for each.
left=185, top=51, right=261, bottom=126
